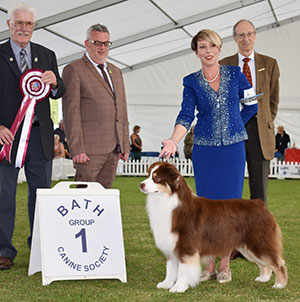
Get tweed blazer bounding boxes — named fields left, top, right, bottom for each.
left=0, top=40, right=65, bottom=163
left=220, top=52, right=280, bottom=160
left=62, top=54, right=130, bottom=156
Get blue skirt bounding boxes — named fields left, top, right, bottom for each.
left=192, top=141, right=245, bottom=199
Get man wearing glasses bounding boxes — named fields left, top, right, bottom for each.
left=220, top=19, right=279, bottom=249
left=62, top=24, right=130, bottom=189
left=220, top=19, right=280, bottom=207
left=220, top=19, right=279, bottom=260
left=0, top=3, right=64, bottom=270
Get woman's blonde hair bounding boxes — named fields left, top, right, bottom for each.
left=191, top=29, right=222, bottom=52
left=277, top=126, right=284, bottom=132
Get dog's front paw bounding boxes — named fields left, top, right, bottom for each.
left=169, top=282, right=189, bottom=293
left=157, top=279, right=175, bottom=289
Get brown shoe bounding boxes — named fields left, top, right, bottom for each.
left=0, top=256, right=14, bottom=270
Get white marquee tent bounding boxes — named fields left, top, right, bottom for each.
left=1, top=0, right=300, bottom=156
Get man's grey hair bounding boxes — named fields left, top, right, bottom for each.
left=233, top=19, right=256, bottom=36
left=7, top=2, right=37, bottom=22
left=86, top=24, right=110, bottom=39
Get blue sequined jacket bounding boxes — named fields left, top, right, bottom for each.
left=175, top=65, right=258, bottom=146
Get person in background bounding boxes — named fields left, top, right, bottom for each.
left=160, top=29, right=257, bottom=284
left=54, top=119, right=69, bottom=158
left=54, top=119, right=66, bottom=143
left=183, top=126, right=194, bottom=160
left=220, top=19, right=280, bottom=206
left=0, top=2, right=64, bottom=270
left=130, top=125, right=142, bottom=161
left=54, top=134, right=65, bottom=159
left=62, top=23, right=130, bottom=189
left=275, top=125, right=290, bottom=162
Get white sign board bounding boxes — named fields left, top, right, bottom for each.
left=28, top=182, right=127, bottom=285
left=277, top=164, right=300, bottom=179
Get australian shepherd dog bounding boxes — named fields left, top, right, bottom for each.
left=140, top=161, right=287, bottom=293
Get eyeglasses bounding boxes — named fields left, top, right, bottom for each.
left=87, top=40, right=112, bottom=47
left=13, top=20, right=35, bottom=29
left=235, top=31, right=255, bottom=40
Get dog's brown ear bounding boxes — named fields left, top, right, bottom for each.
left=175, top=175, right=192, bottom=201
left=169, top=176, right=181, bottom=192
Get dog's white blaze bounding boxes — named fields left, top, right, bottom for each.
left=140, top=165, right=160, bottom=194
left=146, top=192, right=179, bottom=257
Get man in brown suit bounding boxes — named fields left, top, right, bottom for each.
left=220, top=19, right=280, bottom=205
left=62, top=24, right=130, bottom=188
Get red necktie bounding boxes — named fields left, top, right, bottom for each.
left=242, top=57, right=252, bottom=86
left=98, top=64, right=114, bottom=93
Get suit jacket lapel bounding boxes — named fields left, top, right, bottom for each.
left=31, top=43, right=40, bottom=69
left=2, top=40, right=20, bottom=78
left=254, top=52, right=264, bottom=93
left=232, top=53, right=239, bottom=66
left=83, top=54, right=115, bottom=98
left=107, top=62, right=118, bottom=99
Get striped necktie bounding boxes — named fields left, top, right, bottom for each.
left=242, top=57, right=252, bottom=86
left=20, top=49, right=28, bottom=73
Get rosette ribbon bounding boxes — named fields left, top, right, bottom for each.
left=0, top=69, right=51, bottom=168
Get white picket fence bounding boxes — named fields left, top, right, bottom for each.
left=16, top=157, right=300, bottom=183
left=116, top=157, right=300, bottom=179
left=116, top=158, right=194, bottom=176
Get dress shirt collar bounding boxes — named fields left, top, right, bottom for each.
left=85, top=52, right=108, bottom=70
left=238, top=51, right=255, bottom=64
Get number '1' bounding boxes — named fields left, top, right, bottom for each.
left=75, top=228, right=87, bottom=253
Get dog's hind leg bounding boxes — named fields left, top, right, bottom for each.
left=272, top=258, right=288, bottom=289
left=239, top=247, right=273, bottom=283
left=157, top=256, right=179, bottom=289
left=255, top=264, right=272, bottom=283
left=169, top=253, right=201, bottom=293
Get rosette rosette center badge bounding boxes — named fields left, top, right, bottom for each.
left=21, top=69, right=51, bottom=101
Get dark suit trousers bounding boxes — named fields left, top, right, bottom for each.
left=0, top=125, right=52, bottom=259
left=245, top=118, right=270, bottom=205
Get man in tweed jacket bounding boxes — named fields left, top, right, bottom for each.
left=62, top=24, right=130, bottom=188
left=220, top=19, right=280, bottom=205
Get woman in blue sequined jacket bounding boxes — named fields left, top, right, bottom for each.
left=160, top=29, right=258, bottom=284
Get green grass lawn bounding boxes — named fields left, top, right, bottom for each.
left=1, top=176, right=300, bottom=302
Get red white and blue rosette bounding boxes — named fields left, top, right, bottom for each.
left=0, top=69, right=51, bottom=168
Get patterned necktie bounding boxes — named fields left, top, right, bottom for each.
left=242, top=57, right=252, bottom=86
left=20, top=49, right=28, bottom=73
left=97, top=64, right=113, bottom=93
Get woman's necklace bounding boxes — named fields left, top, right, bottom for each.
left=202, top=68, right=220, bottom=83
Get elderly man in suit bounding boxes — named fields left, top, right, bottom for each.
left=220, top=19, right=280, bottom=205
left=0, top=2, right=65, bottom=270
left=62, top=24, right=130, bottom=189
